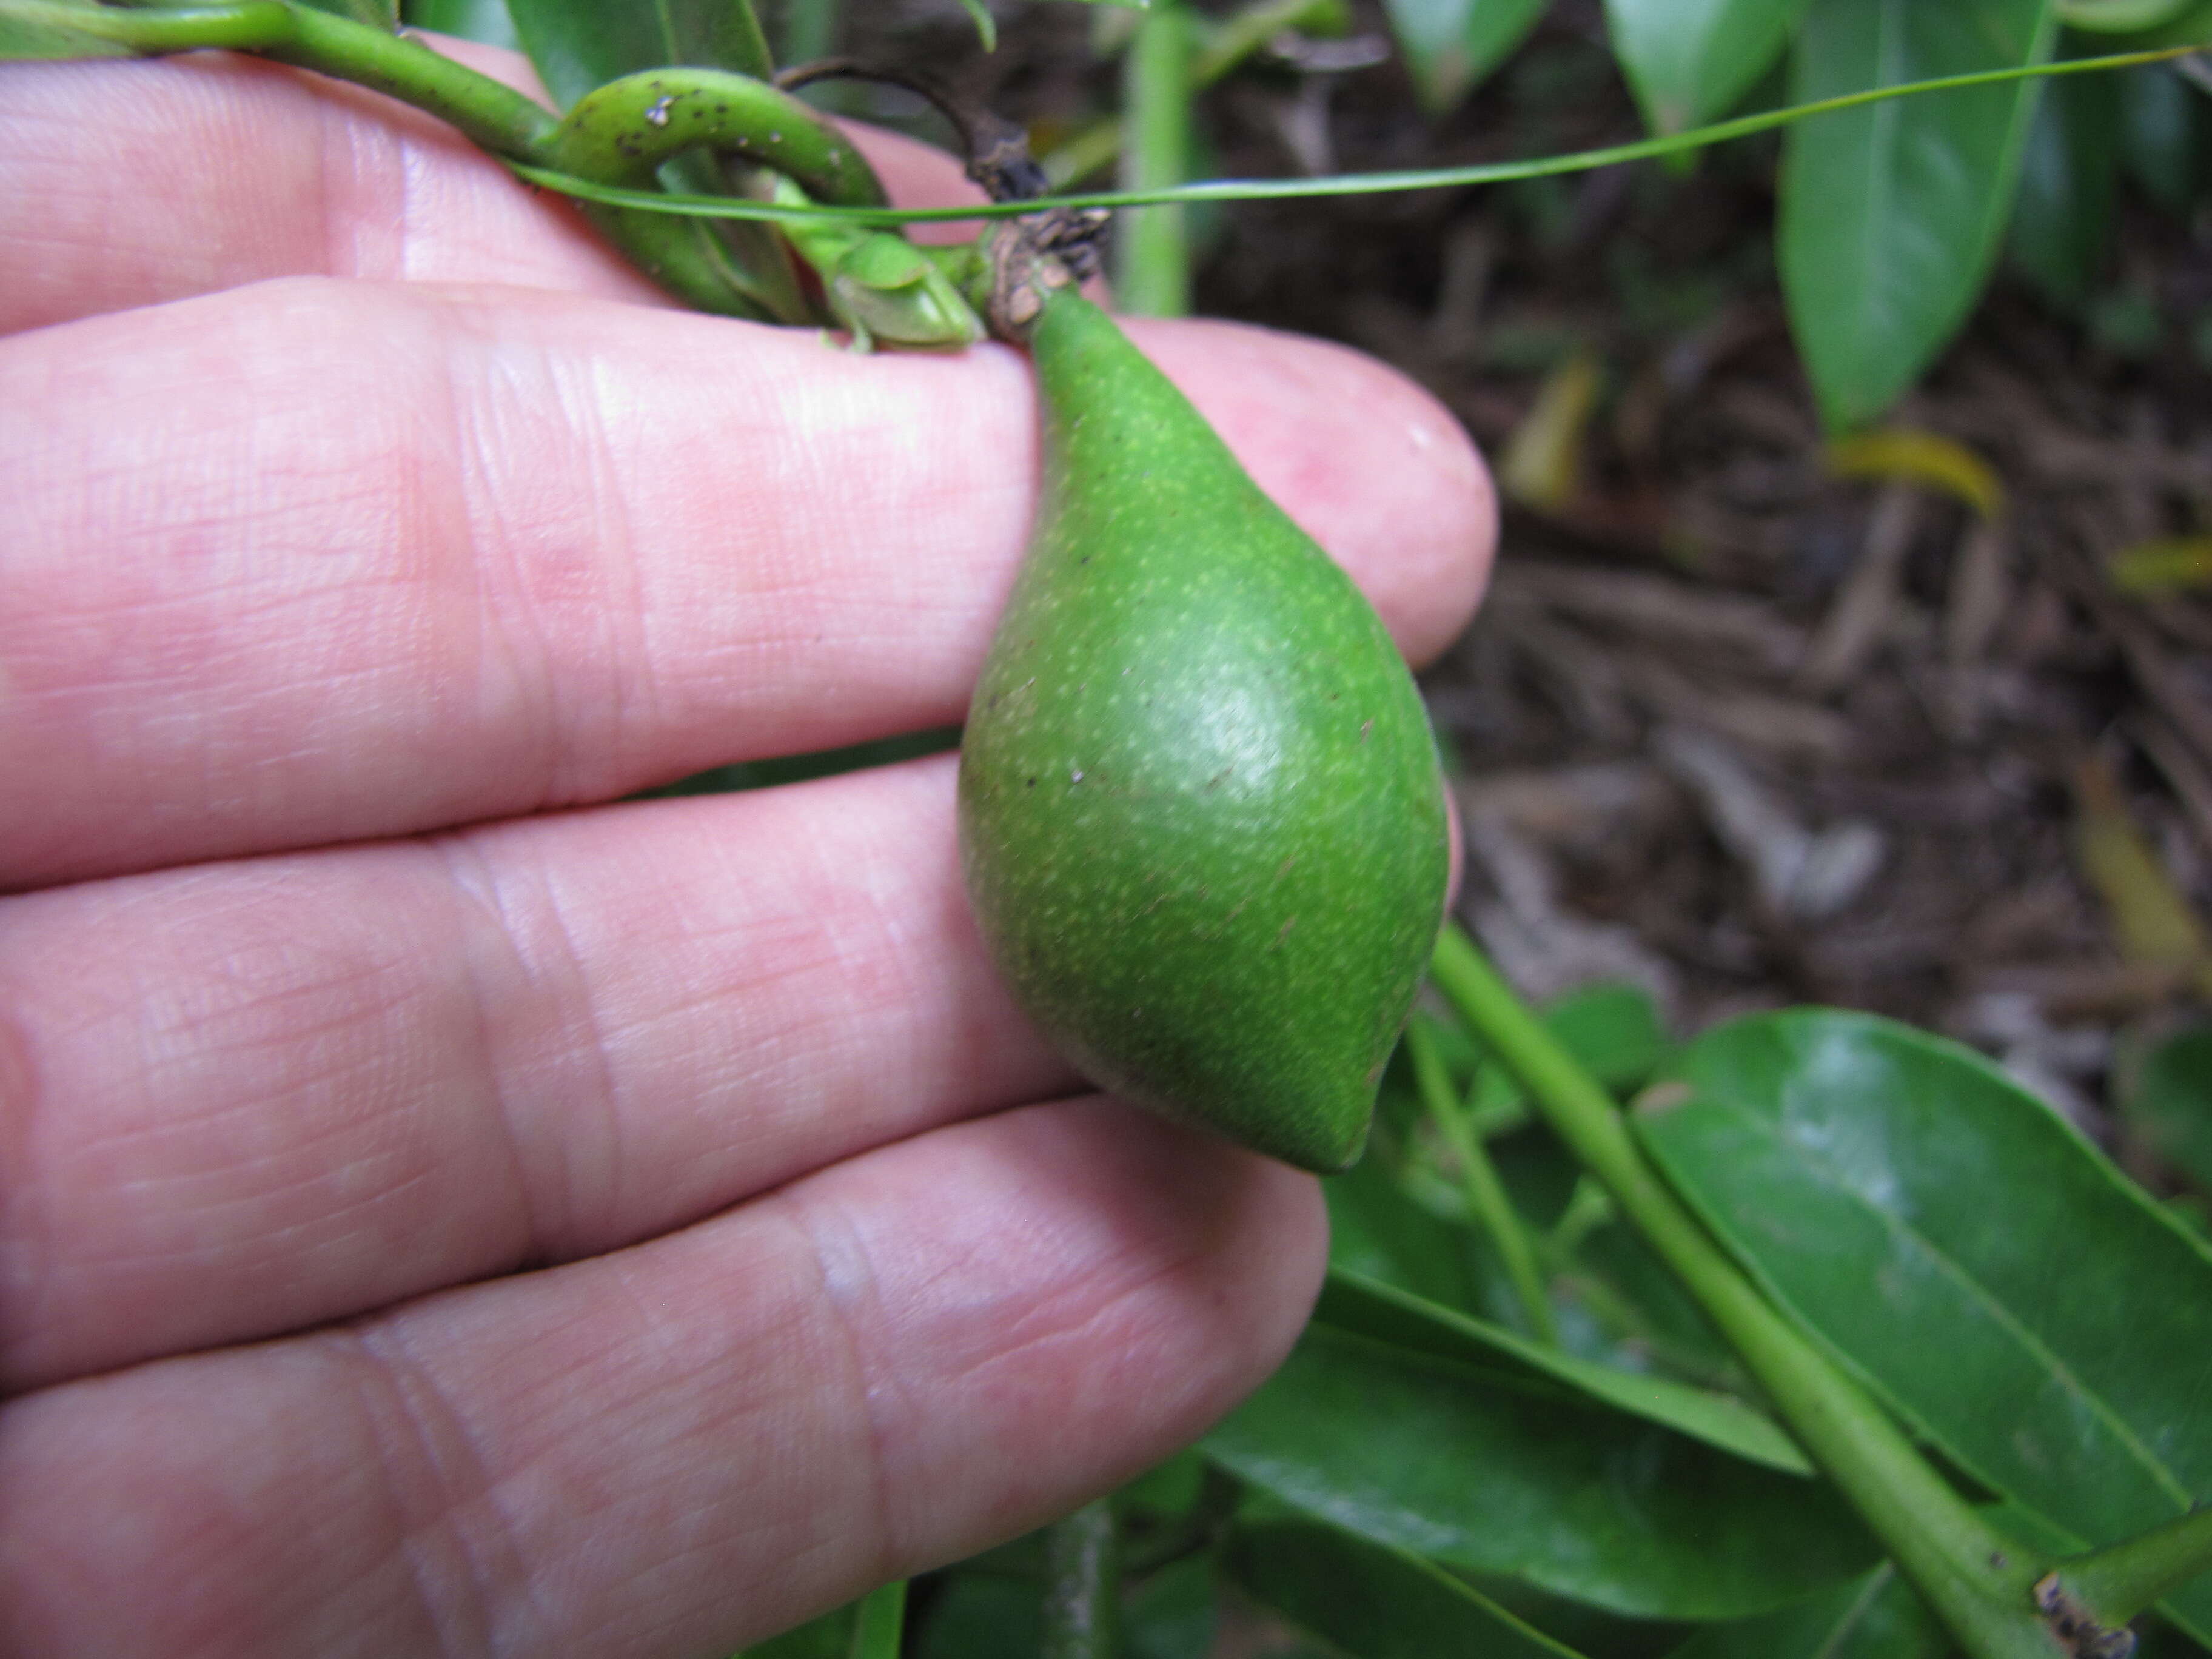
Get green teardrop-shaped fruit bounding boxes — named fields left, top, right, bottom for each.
left=957, top=289, right=1450, bottom=1173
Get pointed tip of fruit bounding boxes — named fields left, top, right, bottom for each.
left=1135, top=1073, right=1377, bottom=1176
left=1264, top=1090, right=1376, bottom=1175
left=1299, top=1122, right=1373, bottom=1177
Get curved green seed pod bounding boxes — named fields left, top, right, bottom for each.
left=545, top=68, right=886, bottom=318
left=549, top=69, right=883, bottom=204
left=959, top=289, right=1449, bottom=1173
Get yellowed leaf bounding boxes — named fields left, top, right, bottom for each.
left=2071, top=756, right=2212, bottom=1000
left=1825, top=427, right=2005, bottom=521
left=1500, top=349, right=1601, bottom=515
left=2109, top=537, right=2212, bottom=595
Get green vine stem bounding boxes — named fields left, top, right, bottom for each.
left=546, top=69, right=882, bottom=205
left=93, top=0, right=558, bottom=155
left=89, top=0, right=883, bottom=318
left=608, top=0, right=802, bottom=327
left=848, top=1577, right=907, bottom=1659
left=57, top=5, right=2194, bottom=338
left=1404, top=1016, right=1559, bottom=1344
left=2058, top=1506, right=2212, bottom=1626
left=1534, top=1178, right=1744, bottom=1385
left=1427, top=922, right=2068, bottom=1659
left=1114, top=0, right=1194, bottom=317
left=13, top=0, right=290, bottom=55
left=1041, top=1498, right=1121, bottom=1659
left=544, top=67, right=885, bottom=314
left=252, top=2, right=558, bottom=155
left=498, top=44, right=2199, bottom=230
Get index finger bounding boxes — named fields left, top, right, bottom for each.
left=1, top=277, right=1490, bottom=889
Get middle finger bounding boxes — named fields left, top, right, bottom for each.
left=0, top=752, right=1074, bottom=1395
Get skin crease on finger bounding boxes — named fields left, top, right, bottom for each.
left=0, top=41, right=993, bottom=339
left=0, top=1098, right=1326, bottom=1658
left=0, top=39, right=983, bottom=335
left=0, top=756, right=1074, bottom=1392
left=0, top=278, right=1487, bottom=890
left=0, top=49, right=1490, bottom=891
left=0, top=37, right=1496, bottom=1659
left=0, top=48, right=666, bottom=333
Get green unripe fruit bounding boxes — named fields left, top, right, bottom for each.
left=958, top=289, right=1450, bottom=1173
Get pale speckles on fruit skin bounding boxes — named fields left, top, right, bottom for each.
left=957, top=290, right=1449, bottom=1175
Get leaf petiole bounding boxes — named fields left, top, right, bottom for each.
left=1404, top=1016, right=1559, bottom=1345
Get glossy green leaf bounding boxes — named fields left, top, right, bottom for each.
left=1342, top=1053, right=1744, bottom=1388
left=1123, top=1555, right=1214, bottom=1659
left=1519, top=983, right=1670, bottom=1098
left=1336, top=1130, right=1749, bottom=1387
left=0, top=0, right=131, bottom=58
left=1560, top=1207, right=1749, bottom=1389
left=2126, top=1027, right=2212, bottom=1194
left=1663, top=1561, right=1947, bottom=1659
left=1344, top=1069, right=1603, bottom=1347
left=1204, top=1325, right=1879, bottom=1619
left=506, top=0, right=771, bottom=107
left=1778, top=0, right=2056, bottom=430
left=1329, top=1138, right=1499, bottom=1312
left=1224, top=1518, right=1587, bottom=1657
left=1317, top=1267, right=1813, bottom=1476
left=1604, top=0, right=1812, bottom=135
left=402, top=0, right=519, bottom=49
left=1638, top=1009, right=2212, bottom=1643
left=2004, top=47, right=2120, bottom=304
left=1381, top=0, right=1549, bottom=114
left=1454, top=1581, right=1681, bottom=1659
left=1457, top=983, right=1671, bottom=1131
left=911, top=1571, right=1042, bottom=1659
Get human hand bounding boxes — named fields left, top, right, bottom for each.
left=0, top=38, right=1493, bottom=1658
